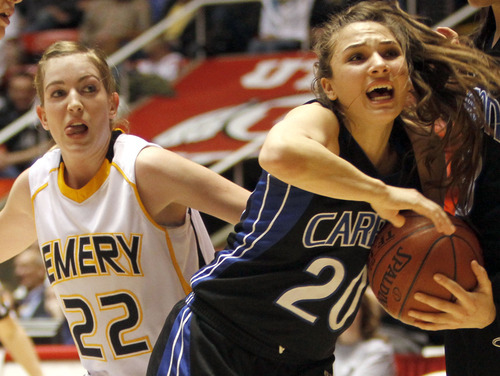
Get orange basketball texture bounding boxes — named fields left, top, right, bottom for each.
left=368, top=211, right=483, bottom=323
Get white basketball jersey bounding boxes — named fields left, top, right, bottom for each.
left=29, top=133, right=214, bottom=375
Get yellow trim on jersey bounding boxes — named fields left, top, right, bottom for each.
left=58, top=160, right=112, bottom=203
left=31, top=167, right=58, bottom=203
left=31, top=182, right=49, bottom=206
left=112, top=161, right=192, bottom=296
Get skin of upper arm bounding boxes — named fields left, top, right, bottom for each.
left=259, top=103, right=340, bottom=179
left=136, top=146, right=249, bottom=226
left=0, top=170, right=37, bottom=263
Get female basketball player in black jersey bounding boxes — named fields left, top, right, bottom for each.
left=148, top=2, right=500, bottom=375
left=410, top=2, right=500, bottom=375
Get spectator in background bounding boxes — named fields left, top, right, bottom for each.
left=79, top=0, right=151, bottom=55
left=127, top=37, right=182, bottom=103
left=334, top=289, right=396, bottom=376
left=149, top=0, right=171, bottom=23
left=310, top=0, right=345, bottom=28
left=417, top=0, right=459, bottom=25
left=0, top=282, right=44, bottom=376
left=13, top=245, right=50, bottom=320
left=0, top=71, right=52, bottom=177
left=17, top=0, right=83, bottom=32
left=248, top=0, right=316, bottom=53
left=136, top=38, right=185, bottom=82
left=42, top=286, right=74, bottom=345
left=162, top=0, right=196, bottom=48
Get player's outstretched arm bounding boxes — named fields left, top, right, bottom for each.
left=136, top=146, right=250, bottom=226
left=258, top=103, right=455, bottom=235
left=0, top=169, right=38, bottom=263
left=0, top=315, right=44, bottom=376
left=406, top=260, right=495, bottom=330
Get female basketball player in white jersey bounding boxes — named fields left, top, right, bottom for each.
left=0, top=40, right=249, bottom=375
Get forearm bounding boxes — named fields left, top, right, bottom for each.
left=259, top=134, right=388, bottom=205
left=0, top=318, right=43, bottom=376
left=259, top=128, right=454, bottom=234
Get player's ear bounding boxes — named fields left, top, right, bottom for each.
left=109, top=92, right=119, bottom=119
left=36, top=105, right=49, bottom=131
left=321, top=78, right=337, bottom=101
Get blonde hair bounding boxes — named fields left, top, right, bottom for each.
left=35, top=41, right=116, bottom=105
left=35, top=41, right=128, bottom=131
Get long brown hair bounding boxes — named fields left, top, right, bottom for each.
left=311, top=0, right=500, bottom=210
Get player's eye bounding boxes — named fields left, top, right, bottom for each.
left=348, top=53, right=365, bottom=63
left=50, top=89, right=66, bottom=98
left=383, top=48, right=402, bottom=59
left=82, top=84, right=97, bottom=94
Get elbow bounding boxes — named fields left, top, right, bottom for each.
left=258, top=140, right=304, bottom=181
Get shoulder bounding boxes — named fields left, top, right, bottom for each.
left=272, top=102, right=341, bottom=146
left=112, top=133, right=160, bottom=181
left=114, top=133, right=153, bottom=154
left=280, top=101, right=338, bottom=131
left=284, top=101, right=337, bottom=122
left=7, top=169, right=34, bottom=214
left=28, top=147, right=61, bottom=189
left=134, top=144, right=184, bottom=181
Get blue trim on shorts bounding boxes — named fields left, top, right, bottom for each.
left=157, top=298, right=193, bottom=376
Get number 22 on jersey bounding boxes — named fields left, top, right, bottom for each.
left=61, top=290, right=151, bottom=360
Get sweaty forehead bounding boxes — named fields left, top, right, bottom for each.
left=44, top=54, right=101, bottom=83
left=334, top=21, right=398, bottom=52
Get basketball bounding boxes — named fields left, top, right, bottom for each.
left=368, top=211, right=483, bottom=323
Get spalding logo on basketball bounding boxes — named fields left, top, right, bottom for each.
left=368, top=211, right=483, bottom=324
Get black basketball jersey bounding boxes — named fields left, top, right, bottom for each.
left=189, top=116, right=421, bottom=362
left=444, top=81, right=500, bottom=376
left=467, top=88, right=500, bottom=275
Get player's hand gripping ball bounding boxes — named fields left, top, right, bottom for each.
left=368, top=211, right=483, bottom=324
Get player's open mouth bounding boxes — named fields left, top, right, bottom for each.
left=65, top=123, right=88, bottom=135
left=0, top=13, right=10, bottom=24
left=366, top=84, right=394, bottom=101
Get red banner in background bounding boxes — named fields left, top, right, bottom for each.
left=0, top=52, right=316, bottom=201
left=0, top=178, right=15, bottom=203
left=127, top=51, right=316, bottom=165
